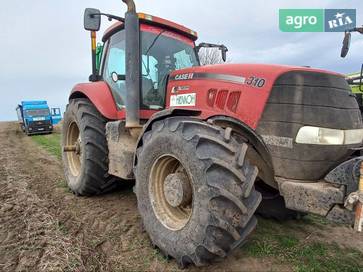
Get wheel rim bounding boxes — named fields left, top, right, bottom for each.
left=149, top=155, right=193, bottom=231
left=65, top=121, right=82, bottom=177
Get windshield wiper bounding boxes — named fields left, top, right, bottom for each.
left=145, top=30, right=166, bottom=56
left=142, top=30, right=167, bottom=79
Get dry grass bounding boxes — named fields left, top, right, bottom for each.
left=0, top=173, right=84, bottom=271
left=53, top=120, right=63, bottom=134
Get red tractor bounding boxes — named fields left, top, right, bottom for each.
left=62, top=0, right=363, bottom=266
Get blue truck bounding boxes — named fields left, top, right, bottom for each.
left=16, top=101, right=54, bottom=135
left=50, top=107, right=62, bottom=125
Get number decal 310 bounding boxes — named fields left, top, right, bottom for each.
left=245, top=76, right=266, bottom=88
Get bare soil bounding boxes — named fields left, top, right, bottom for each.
left=0, top=122, right=362, bottom=271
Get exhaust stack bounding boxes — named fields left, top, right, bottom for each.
left=122, top=0, right=141, bottom=128
left=122, top=0, right=136, bottom=12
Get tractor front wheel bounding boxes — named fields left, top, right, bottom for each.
left=62, top=98, right=117, bottom=196
left=135, top=117, right=261, bottom=267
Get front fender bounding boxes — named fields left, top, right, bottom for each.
left=69, top=81, right=118, bottom=120
left=133, top=108, right=201, bottom=168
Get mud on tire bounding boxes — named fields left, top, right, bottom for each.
left=135, top=117, right=262, bottom=267
left=62, top=98, right=117, bottom=196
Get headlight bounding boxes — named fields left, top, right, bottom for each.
left=295, top=126, right=363, bottom=145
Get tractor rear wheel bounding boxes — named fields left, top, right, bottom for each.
left=135, top=117, right=261, bottom=267
left=62, top=98, right=117, bottom=196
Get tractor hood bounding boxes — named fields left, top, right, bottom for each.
left=167, top=63, right=344, bottom=129
left=169, top=63, right=342, bottom=86
left=168, top=63, right=362, bottom=182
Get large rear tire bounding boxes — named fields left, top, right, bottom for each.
left=62, top=98, right=117, bottom=196
left=135, top=117, right=261, bottom=267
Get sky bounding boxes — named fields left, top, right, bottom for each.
left=0, top=0, right=362, bottom=121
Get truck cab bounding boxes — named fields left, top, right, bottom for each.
left=16, top=101, right=53, bottom=135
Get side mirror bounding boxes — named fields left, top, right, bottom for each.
left=221, top=46, right=228, bottom=62
left=84, top=8, right=101, bottom=31
left=196, top=43, right=229, bottom=64
left=341, top=32, right=351, bottom=58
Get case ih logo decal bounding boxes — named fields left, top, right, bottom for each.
left=174, top=73, right=194, bottom=80
left=279, top=9, right=356, bottom=32
left=171, top=73, right=266, bottom=88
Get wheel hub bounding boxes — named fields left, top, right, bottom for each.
left=163, top=172, right=192, bottom=208
left=65, top=121, right=81, bottom=177
left=149, top=155, right=193, bottom=231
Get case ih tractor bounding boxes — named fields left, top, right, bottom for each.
left=62, top=0, right=363, bottom=267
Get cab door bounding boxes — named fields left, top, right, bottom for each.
left=102, top=29, right=127, bottom=109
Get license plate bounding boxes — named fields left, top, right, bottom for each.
left=38, top=128, right=44, bottom=131
left=170, top=93, right=196, bottom=107
left=33, top=117, right=45, bottom=121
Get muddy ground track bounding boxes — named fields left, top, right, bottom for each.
left=0, top=122, right=362, bottom=271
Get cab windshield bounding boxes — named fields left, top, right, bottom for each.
left=102, top=30, right=199, bottom=110
left=140, top=31, right=199, bottom=109
left=25, top=109, right=50, bottom=117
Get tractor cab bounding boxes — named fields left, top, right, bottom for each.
left=100, top=15, right=199, bottom=111
left=81, top=5, right=227, bottom=127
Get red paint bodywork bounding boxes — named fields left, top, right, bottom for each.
left=103, top=14, right=198, bottom=42
left=71, top=64, right=342, bottom=129
left=137, top=13, right=198, bottom=40
left=166, top=64, right=342, bottom=129
left=71, top=81, right=157, bottom=120
left=103, top=22, right=194, bottom=46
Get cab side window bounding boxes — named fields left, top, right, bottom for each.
left=103, top=30, right=126, bottom=108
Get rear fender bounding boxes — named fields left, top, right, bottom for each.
left=69, top=82, right=118, bottom=120
left=134, top=108, right=201, bottom=164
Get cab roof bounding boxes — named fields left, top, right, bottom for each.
left=21, top=101, right=48, bottom=106
left=102, top=13, right=198, bottom=42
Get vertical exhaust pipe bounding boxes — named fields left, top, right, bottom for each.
left=122, top=0, right=141, bottom=128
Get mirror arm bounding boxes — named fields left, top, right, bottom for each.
left=196, top=42, right=228, bottom=52
left=100, top=13, right=125, bottom=22
left=346, top=26, right=363, bottom=34
left=92, top=12, right=125, bottom=23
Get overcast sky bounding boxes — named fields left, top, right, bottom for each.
left=0, top=0, right=362, bottom=121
